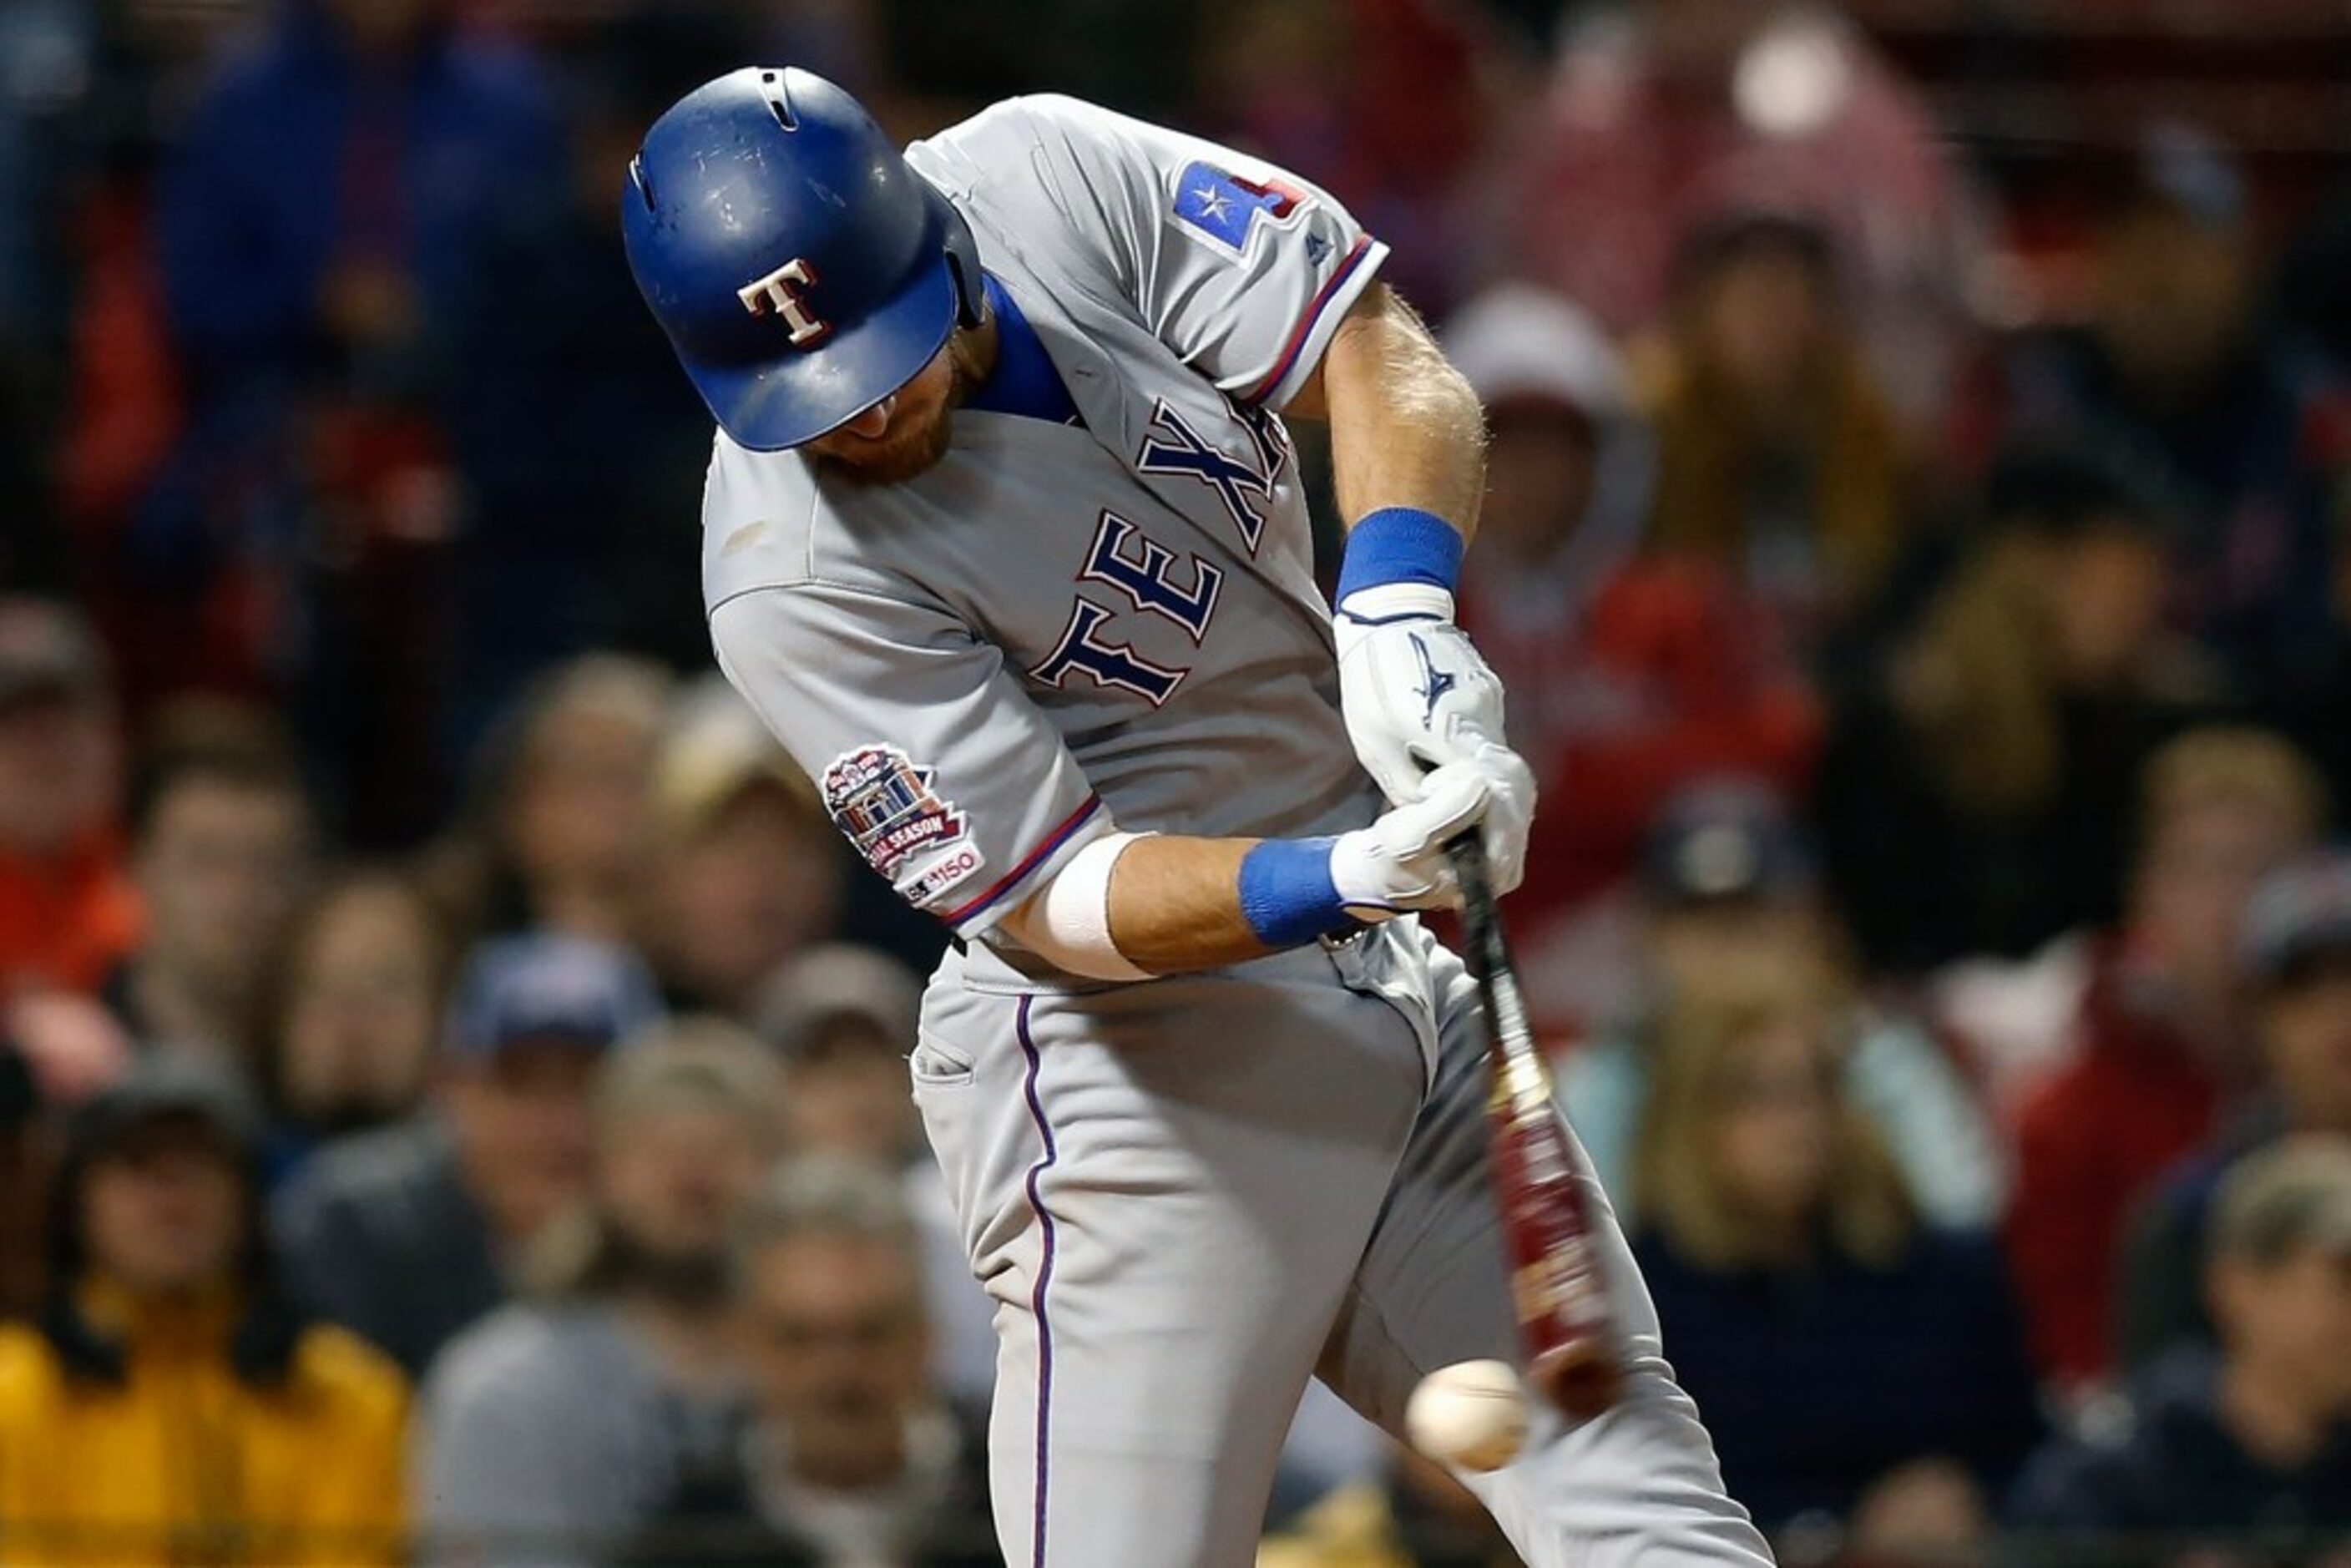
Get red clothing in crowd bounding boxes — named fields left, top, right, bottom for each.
left=1207, top=0, right=1493, bottom=311
left=2004, top=939, right=2225, bottom=1388
left=1482, top=7, right=1978, bottom=423
left=1459, top=550, right=1821, bottom=939
left=0, top=830, right=141, bottom=998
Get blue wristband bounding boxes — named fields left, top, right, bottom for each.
left=1238, top=837, right=1351, bottom=948
left=1335, top=507, right=1465, bottom=603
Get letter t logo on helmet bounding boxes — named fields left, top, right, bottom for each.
left=621, top=67, right=984, bottom=451
left=737, top=260, right=831, bottom=347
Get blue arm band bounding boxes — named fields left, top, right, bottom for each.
left=1335, top=507, right=1465, bottom=602
left=1238, top=837, right=1350, bottom=948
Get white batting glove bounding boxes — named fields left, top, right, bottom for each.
left=1333, top=609, right=1509, bottom=798
left=1331, top=612, right=1533, bottom=896
left=1460, top=737, right=1534, bottom=897
left=1330, top=508, right=1534, bottom=898
left=1328, top=761, right=1493, bottom=918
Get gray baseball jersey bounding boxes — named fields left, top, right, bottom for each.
left=706, top=97, right=1383, bottom=956
left=701, top=95, right=1772, bottom=1567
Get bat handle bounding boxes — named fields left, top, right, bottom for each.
left=1444, top=829, right=1488, bottom=884
left=1444, top=832, right=1497, bottom=957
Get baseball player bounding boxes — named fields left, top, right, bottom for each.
left=623, top=68, right=1772, bottom=1567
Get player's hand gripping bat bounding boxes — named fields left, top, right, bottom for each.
left=1447, top=835, right=1625, bottom=1419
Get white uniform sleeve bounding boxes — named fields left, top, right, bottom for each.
left=710, top=583, right=1112, bottom=938
left=1012, top=97, right=1388, bottom=408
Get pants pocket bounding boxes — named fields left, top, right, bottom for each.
left=909, top=1028, right=978, bottom=1090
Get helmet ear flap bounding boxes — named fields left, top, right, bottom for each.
left=936, top=195, right=987, bottom=329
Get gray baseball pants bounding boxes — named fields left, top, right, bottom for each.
left=912, top=918, right=1775, bottom=1567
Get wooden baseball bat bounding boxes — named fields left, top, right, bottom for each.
left=1448, top=835, right=1625, bottom=1419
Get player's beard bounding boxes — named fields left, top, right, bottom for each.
left=814, top=331, right=984, bottom=486
left=822, top=403, right=954, bottom=486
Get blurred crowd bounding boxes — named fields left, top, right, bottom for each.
left=2, top=0, right=2351, bottom=1564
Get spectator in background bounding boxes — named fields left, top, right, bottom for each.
left=1635, top=212, right=1916, bottom=645
left=1441, top=287, right=1818, bottom=994
left=445, top=13, right=780, bottom=696
left=645, top=680, right=843, bottom=1019
left=756, top=945, right=924, bottom=1166
left=1561, top=780, right=2005, bottom=1232
left=0, top=1054, right=407, bottom=1565
left=155, top=0, right=557, bottom=404
left=1627, top=964, right=2040, bottom=1549
left=0, top=1037, right=41, bottom=1314
left=107, top=703, right=314, bottom=1062
left=0, top=0, right=90, bottom=348
left=1, top=991, right=137, bottom=1315
left=1816, top=442, right=2222, bottom=973
left=2258, top=505, right=2351, bottom=824
left=252, top=867, right=448, bottom=1180
left=2005, top=729, right=2326, bottom=1390
left=418, top=1023, right=781, bottom=1566
left=146, top=0, right=565, bottom=843
left=2115, top=850, right=2351, bottom=1374
left=2002, top=124, right=2351, bottom=699
left=272, top=932, right=660, bottom=1377
left=0, top=0, right=91, bottom=589
left=1487, top=0, right=1981, bottom=426
left=1198, top=0, right=1497, bottom=312
left=2010, top=1139, right=2351, bottom=1552
left=424, top=655, right=669, bottom=952
left=0, top=598, right=137, bottom=998
left=639, top=1155, right=994, bottom=1568
left=752, top=943, right=997, bottom=1410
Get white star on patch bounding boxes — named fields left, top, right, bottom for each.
left=1191, top=185, right=1232, bottom=221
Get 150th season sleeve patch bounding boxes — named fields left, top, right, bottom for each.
left=822, top=744, right=988, bottom=904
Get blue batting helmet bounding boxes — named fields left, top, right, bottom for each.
left=621, top=68, right=985, bottom=451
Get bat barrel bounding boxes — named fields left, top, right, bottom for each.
left=1529, top=1340, right=1625, bottom=1422
left=1447, top=832, right=1625, bottom=1420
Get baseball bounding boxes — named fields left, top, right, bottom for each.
left=1405, top=1359, right=1531, bottom=1472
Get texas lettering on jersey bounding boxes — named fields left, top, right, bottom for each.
left=1135, top=398, right=1287, bottom=555
left=1029, top=393, right=1290, bottom=708
left=1030, top=508, right=1223, bottom=706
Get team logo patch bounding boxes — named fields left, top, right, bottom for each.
left=822, top=745, right=975, bottom=884
left=1171, top=161, right=1308, bottom=256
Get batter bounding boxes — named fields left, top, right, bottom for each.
left=624, top=67, right=1773, bottom=1567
